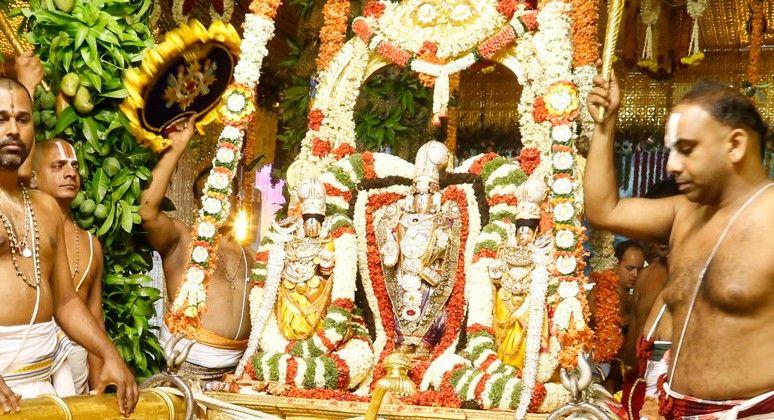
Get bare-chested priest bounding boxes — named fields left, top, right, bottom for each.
left=585, top=71, right=773, bottom=418
left=140, top=118, right=252, bottom=380
left=0, top=78, right=137, bottom=415
left=31, top=139, right=105, bottom=394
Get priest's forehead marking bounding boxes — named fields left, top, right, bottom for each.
left=665, top=113, right=681, bottom=148
left=53, top=141, right=77, bottom=160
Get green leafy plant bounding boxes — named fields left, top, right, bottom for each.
left=20, top=0, right=162, bottom=378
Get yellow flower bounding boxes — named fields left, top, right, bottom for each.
left=680, top=51, right=705, bottom=66
left=545, top=82, right=579, bottom=116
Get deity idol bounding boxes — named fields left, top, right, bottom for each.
left=377, top=141, right=462, bottom=358
left=488, top=175, right=552, bottom=369
left=233, top=178, right=373, bottom=392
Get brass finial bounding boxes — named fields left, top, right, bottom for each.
left=364, top=352, right=417, bottom=420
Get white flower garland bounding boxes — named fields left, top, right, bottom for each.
left=514, top=263, right=549, bottom=419
left=374, top=0, right=505, bottom=59
left=292, top=38, right=373, bottom=179
left=235, top=226, right=287, bottom=376
left=169, top=11, right=278, bottom=328
left=640, top=0, right=661, bottom=62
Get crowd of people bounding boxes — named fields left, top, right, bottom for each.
left=0, top=48, right=770, bottom=420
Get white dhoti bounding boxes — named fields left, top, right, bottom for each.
left=160, top=323, right=245, bottom=380
left=51, top=329, right=89, bottom=396
left=0, top=321, right=59, bottom=399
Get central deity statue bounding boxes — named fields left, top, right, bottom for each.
left=376, top=141, right=462, bottom=358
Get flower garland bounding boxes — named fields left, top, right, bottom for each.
left=747, top=0, right=764, bottom=86
left=638, top=0, right=660, bottom=72
left=681, top=0, right=707, bottom=66
left=569, top=0, right=600, bottom=68
left=290, top=38, right=372, bottom=179
left=351, top=1, right=540, bottom=124
left=590, top=269, right=623, bottom=363
left=514, top=261, right=550, bottom=419
left=316, top=0, right=351, bottom=71
left=167, top=0, right=282, bottom=332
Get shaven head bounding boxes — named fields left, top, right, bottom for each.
left=32, top=139, right=81, bottom=203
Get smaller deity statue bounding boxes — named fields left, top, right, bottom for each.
left=488, top=174, right=552, bottom=369
left=234, top=177, right=373, bottom=392
left=274, top=178, right=336, bottom=340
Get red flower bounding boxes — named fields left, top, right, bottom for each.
left=402, top=388, right=462, bottom=408
left=590, top=269, right=623, bottom=362
left=497, top=0, right=518, bottom=19
left=362, top=152, right=376, bottom=180
left=376, top=41, right=412, bottom=67
left=488, top=194, right=518, bottom=207
left=518, top=147, right=541, bottom=175
left=325, top=183, right=353, bottom=202
left=285, top=358, right=298, bottom=385
left=283, top=388, right=369, bottom=402
left=333, top=143, right=356, bottom=160
left=533, top=97, right=548, bottom=123
left=308, top=108, right=324, bottom=131
left=473, top=248, right=497, bottom=262
left=478, top=25, right=516, bottom=60
left=469, top=152, right=499, bottom=175
left=331, top=224, right=355, bottom=238
left=363, top=0, right=385, bottom=17
left=312, top=137, right=332, bottom=157
left=520, top=11, right=539, bottom=31
left=529, top=382, right=547, bottom=411
left=352, top=18, right=373, bottom=42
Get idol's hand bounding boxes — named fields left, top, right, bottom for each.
left=91, top=354, right=138, bottom=417
left=0, top=376, right=21, bottom=413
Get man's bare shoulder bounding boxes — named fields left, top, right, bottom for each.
left=28, top=189, right=63, bottom=224
left=86, top=230, right=104, bottom=257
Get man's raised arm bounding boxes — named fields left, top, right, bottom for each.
left=583, top=70, right=677, bottom=243
left=138, top=117, right=196, bottom=255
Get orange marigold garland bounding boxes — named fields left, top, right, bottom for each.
left=590, top=269, right=624, bottom=362
left=747, top=0, right=763, bottom=86
left=315, top=0, right=351, bottom=71
left=570, top=0, right=600, bottom=67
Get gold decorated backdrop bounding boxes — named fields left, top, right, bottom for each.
left=456, top=50, right=774, bottom=140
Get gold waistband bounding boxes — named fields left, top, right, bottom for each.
left=165, top=321, right=247, bottom=350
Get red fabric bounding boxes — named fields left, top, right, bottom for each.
left=660, top=389, right=774, bottom=419
left=621, top=369, right=646, bottom=420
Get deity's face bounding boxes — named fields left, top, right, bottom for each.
left=34, top=140, right=81, bottom=202
left=0, top=81, right=34, bottom=172
left=303, top=214, right=323, bottom=238
left=516, top=225, right=536, bottom=247
left=412, top=177, right=438, bottom=214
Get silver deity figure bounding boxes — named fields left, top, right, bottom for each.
left=378, top=141, right=462, bottom=358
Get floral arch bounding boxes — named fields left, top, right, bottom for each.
left=276, top=0, right=602, bottom=414
left=167, top=0, right=614, bottom=412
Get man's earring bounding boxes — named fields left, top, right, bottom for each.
left=29, top=171, right=37, bottom=189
